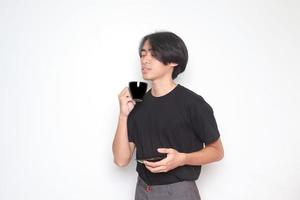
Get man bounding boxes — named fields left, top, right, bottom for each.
left=112, top=31, right=224, bottom=200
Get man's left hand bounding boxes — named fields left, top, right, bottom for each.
left=143, top=148, right=186, bottom=173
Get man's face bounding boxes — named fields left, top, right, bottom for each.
left=140, top=40, right=174, bottom=81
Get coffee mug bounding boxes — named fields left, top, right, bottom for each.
left=129, top=81, right=148, bottom=102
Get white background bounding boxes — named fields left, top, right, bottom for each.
left=1, top=0, right=300, bottom=199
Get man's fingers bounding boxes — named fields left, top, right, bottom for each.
left=128, top=100, right=136, bottom=106
left=144, top=159, right=167, bottom=168
left=124, top=90, right=133, bottom=99
left=145, top=165, right=167, bottom=173
left=120, top=87, right=129, bottom=96
left=119, top=88, right=134, bottom=101
left=127, top=101, right=136, bottom=110
left=157, top=148, right=173, bottom=154
left=119, top=87, right=135, bottom=110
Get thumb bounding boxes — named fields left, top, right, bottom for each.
left=157, top=148, right=172, bottom=154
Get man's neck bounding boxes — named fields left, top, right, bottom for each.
left=151, top=79, right=177, bottom=97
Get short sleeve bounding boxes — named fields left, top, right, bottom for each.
left=127, top=111, right=137, bottom=143
left=190, top=101, right=220, bottom=144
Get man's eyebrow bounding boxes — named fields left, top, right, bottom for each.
left=141, top=48, right=152, bottom=52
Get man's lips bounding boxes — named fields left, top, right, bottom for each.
left=142, top=67, right=152, bottom=72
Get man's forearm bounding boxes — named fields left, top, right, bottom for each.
left=112, top=114, right=132, bottom=167
left=182, top=139, right=224, bottom=166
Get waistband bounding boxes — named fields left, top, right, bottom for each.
left=137, top=176, right=196, bottom=192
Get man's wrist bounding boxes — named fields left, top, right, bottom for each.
left=180, top=152, right=188, bottom=166
left=119, top=113, right=128, bottom=120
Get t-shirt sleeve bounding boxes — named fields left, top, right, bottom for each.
left=190, top=100, right=220, bottom=144
left=127, top=112, right=136, bottom=143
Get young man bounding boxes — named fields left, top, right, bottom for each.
left=112, top=32, right=224, bottom=200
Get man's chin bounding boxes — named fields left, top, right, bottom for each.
left=142, top=76, right=153, bottom=81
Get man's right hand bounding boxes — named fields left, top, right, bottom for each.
left=118, top=87, right=136, bottom=117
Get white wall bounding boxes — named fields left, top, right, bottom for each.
left=1, top=0, right=299, bottom=199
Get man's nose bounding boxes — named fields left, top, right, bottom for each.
left=141, top=56, right=150, bottom=64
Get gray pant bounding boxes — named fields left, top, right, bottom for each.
left=134, top=177, right=201, bottom=200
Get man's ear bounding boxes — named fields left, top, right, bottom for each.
left=168, top=63, right=178, bottom=68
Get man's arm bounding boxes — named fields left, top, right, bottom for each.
left=183, top=138, right=224, bottom=166
left=112, top=114, right=135, bottom=167
left=144, top=138, right=224, bottom=173
left=112, top=87, right=136, bottom=167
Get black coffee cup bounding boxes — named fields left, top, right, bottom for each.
left=129, top=81, right=148, bottom=102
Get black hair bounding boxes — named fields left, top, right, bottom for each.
left=138, top=31, right=188, bottom=79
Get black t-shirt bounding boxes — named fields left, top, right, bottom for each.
left=127, top=84, right=220, bottom=185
